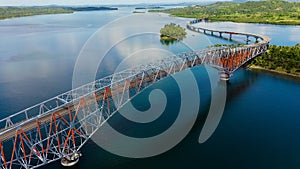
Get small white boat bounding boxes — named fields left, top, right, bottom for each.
left=61, top=152, right=82, bottom=167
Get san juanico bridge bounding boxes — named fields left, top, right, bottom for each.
left=0, top=17, right=271, bottom=169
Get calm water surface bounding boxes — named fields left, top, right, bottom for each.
left=0, top=7, right=299, bottom=169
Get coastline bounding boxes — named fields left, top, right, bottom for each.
left=0, top=12, right=74, bottom=20
left=149, top=0, right=300, bottom=26
left=249, top=65, right=300, bottom=79
left=170, top=15, right=300, bottom=26
left=154, top=13, right=300, bottom=26
left=0, top=7, right=118, bottom=20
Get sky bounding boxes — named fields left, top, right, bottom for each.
left=0, top=0, right=225, bottom=6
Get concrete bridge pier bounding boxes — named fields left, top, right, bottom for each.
left=219, top=32, right=223, bottom=38
left=229, top=34, right=232, bottom=41
left=219, top=71, right=231, bottom=81
left=246, top=35, right=250, bottom=44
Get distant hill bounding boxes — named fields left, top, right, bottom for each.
left=150, top=0, right=300, bottom=25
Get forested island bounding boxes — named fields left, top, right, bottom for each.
left=0, top=7, right=72, bottom=19
left=150, top=0, right=300, bottom=25
left=249, top=44, right=300, bottom=77
left=135, top=6, right=163, bottom=10
left=66, top=7, right=118, bottom=11
left=0, top=6, right=117, bottom=20
left=160, top=23, right=187, bottom=40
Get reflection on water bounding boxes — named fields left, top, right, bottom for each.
left=160, top=39, right=179, bottom=46
left=226, top=69, right=260, bottom=99
left=0, top=9, right=211, bottom=116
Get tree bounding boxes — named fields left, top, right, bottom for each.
left=160, top=23, right=187, bottom=40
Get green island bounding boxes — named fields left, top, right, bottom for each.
left=0, top=7, right=73, bottom=20
left=249, top=44, right=300, bottom=77
left=160, top=23, right=187, bottom=41
left=0, top=6, right=118, bottom=20
left=132, top=11, right=146, bottom=13
left=150, top=0, right=300, bottom=25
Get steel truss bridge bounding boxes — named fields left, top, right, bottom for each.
left=0, top=19, right=270, bottom=169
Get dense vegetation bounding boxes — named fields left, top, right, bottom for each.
left=0, top=7, right=73, bottom=20
left=132, top=11, right=146, bottom=13
left=160, top=23, right=187, bottom=40
left=150, top=0, right=300, bottom=25
left=0, top=7, right=118, bottom=20
left=250, top=44, right=300, bottom=75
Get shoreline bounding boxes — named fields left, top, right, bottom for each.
left=170, top=15, right=300, bottom=26
left=0, top=7, right=118, bottom=20
left=249, top=65, right=300, bottom=79
left=149, top=0, right=300, bottom=26
left=0, top=12, right=74, bottom=20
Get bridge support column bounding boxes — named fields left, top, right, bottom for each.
left=219, top=71, right=231, bottom=81
left=211, top=31, right=213, bottom=36
left=246, top=35, right=250, bottom=44
left=229, top=34, right=232, bottom=41
left=219, top=32, right=222, bottom=38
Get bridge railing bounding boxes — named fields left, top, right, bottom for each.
left=0, top=43, right=260, bottom=137
left=0, top=47, right=218, bottom=139
left=1, top=45, right=231, bottom=169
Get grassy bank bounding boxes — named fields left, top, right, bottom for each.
left=250, top=65, right=300, bottom=79
left=149, top=0, right=300, bottom=25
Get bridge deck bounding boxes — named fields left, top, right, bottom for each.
left=188, top=19, right=271, bottom=45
